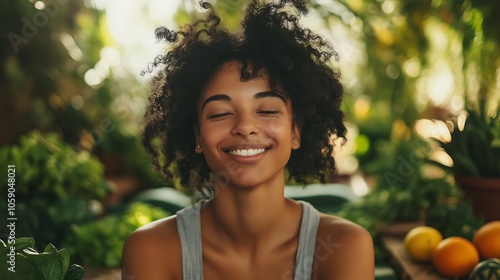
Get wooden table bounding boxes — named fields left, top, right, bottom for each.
left=83, top=266, right=121, bottom=280
left=378, top=222, right=451, bottom=280
left=380, top=236, right=446, bottom=280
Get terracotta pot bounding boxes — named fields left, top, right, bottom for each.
left=456, top=176, right=500, bottom=222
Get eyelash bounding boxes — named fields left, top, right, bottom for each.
left=208, top=113, right=231, bottom=119
left=258, top=110, right=279, bottom=115
left=208, top=110, right=279, bottom=119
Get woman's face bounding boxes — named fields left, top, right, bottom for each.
left=195, top=61, right=301, bottom=189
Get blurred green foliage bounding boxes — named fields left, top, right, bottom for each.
left=64, top=202, right=169, bottom=268
left=1, top=0, right=166, bottom=191
left=0, top=130, right=170, bottom=268
left=301, top=0, right=500, bottom=177
left=337, top=135, right=460, bottom=227
left=0, top=131, right=109, bottom=249
left=0, top=131, right=108, bottom=199
left=426, top=198, right=484, bottom=241
left=1, top=0, right=97, bottom=145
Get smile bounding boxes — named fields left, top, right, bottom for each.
left=228, top=148, right=266, bottom=157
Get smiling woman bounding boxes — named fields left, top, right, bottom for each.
left=122, top=1, right=374, bottom=279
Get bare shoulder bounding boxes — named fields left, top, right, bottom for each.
left=317, top=213, right=372, bottom=241
left=122, top=215, right=182, bottom=280
left=314, top=213, right=374, bottom=280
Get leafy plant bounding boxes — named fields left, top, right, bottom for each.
left=64, top=202, right=169, bottom=268
left=426, top=198, right=484, bottom=241
left=435, top=97, right=500, bottom=178
left=0, top=130, right=108, bottom=199
left=339, top=176, right=460, bottom=232
left=0, top=131, right=109, bottom=249
left=0, top=237, right=84, bottom=280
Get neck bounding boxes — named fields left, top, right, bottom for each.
left=203, top=177, right=299, bottom=250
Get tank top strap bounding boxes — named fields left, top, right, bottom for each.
left=294, top=200, right=321, bottom=280
left=176, top=200, right=205, bottom=280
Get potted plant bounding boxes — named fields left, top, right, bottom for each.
left=427, top=0, right=500, bottom=222
left=435, top=96, right=500, bottom=221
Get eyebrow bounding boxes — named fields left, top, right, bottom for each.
left=202, top=91, right=286, bottom=109
left=254, top=91, right=286, bottom=102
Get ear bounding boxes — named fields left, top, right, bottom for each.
left=291, top=123, right=301, bottom=150
left=194, top=126, right=203, bottom=153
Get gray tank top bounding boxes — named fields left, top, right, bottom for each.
left=176, top=200, right=320, bottom=280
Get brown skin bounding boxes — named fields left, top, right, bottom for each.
left=122, top=62, right=374, bottom=279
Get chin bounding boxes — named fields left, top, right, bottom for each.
left=229, top=173, right=284, bottom=190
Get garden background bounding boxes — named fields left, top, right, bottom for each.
left=1, top=0, right=499, bottom=279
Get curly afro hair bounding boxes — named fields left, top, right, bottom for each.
left=142, top=0, right=347, bottom=194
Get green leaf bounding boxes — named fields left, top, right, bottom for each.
left=0, top=253, right=45, bottom=280
left=14, top=237, right=36, bottom=252
left=453, top=153, right=480, bottom=176
left=23, top=247, right=40, bottom=255
left=44, top=243, right=57, bottom=254
left=29, top=248, right=69, bottom=280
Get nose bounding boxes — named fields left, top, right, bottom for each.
left=231, top=112, right=258, bottom=137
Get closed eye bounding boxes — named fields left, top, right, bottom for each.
left=208, top=112, right=232, bottom=119
left=258, top=110, right=279, bottom=115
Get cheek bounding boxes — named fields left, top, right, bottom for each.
left=263, top=117, right=293, bottom=135
left=199, top=124, right=226, bottom=146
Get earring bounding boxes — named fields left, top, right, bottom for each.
left=196, top=144, right=201, bottom=149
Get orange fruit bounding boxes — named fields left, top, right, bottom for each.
left=432, top=236, right=479, bottom=278
left=404, top=226, right=443, bottom=262
left=473, top=221, right=500, bottom=259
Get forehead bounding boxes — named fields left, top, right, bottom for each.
left=201, top=61, right=271, bottom=97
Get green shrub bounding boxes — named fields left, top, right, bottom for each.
left=0, top=131, right=109, bottom=249
left=64, top=202, right=169, bottom=268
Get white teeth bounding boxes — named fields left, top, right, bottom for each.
left=229, top=148, right=265, bottom=156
